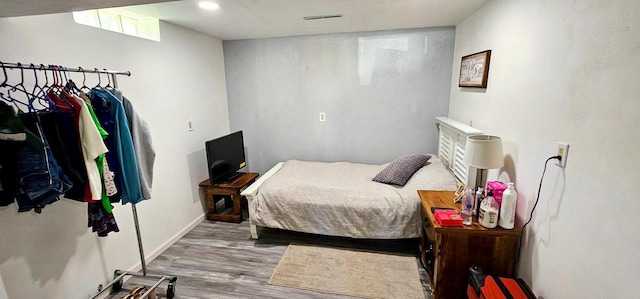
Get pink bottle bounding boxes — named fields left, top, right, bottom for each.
left=486, top=181, right=507, bottom=208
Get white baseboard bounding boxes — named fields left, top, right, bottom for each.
left=128, top=213, right=205, bottom=272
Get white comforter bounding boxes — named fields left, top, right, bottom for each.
left=249, top=156, right=458, bottom=239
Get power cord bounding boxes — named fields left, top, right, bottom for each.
left=516, top=155, right=561, bottom=263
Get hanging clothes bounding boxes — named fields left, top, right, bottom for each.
left=15, top=113, right=72, bottom=213
left=88, top=202, right=120, bottom=237
left=89, top=89, right=144, bottom=205
left=70, top=92, right=121, bottom=237
left=0, top=101, right=26, bottom=206
left=77, top=94, right=116, bottom=212
left=43, top=91, right=88, bottom=200
left=114, top=90, right=156, bottom=201
left=72, top=94, right=108, bottom=201
left=0, top=64, right=153, bottom=239
left=89, top=91, right=123, bottom=203
left=0, top=140, right=23, bottom=206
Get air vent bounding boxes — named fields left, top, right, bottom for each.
left=303, top=14, right=343, bottom=20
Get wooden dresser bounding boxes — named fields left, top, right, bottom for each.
left=418, top=190, right=522, bottom=299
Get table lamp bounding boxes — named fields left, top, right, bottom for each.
left=463, top=134, right=504, bottom=192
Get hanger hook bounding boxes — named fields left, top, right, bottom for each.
left=57, top=65, right=63, bottom=86
left=105, top=69, right=112, bottom=87
left=0, top=61, right=7, bottom=87
left=17, top=63, right=25, bottom=86
left=50, top=65, right=56, bottom=86
left=30, top=63, right=39, bottom=94
left=40, top=64, right=49, bottom=87
left=61, top=65, right=69, bottom=85
left=79, top=66, right=87, bottom=87
left=95, top=68, right=102, bottom=87
left=56, top=65, right=62, bottom=86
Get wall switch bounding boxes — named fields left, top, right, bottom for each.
left=187, top=119, right=194, bottom=131
left=319, top=112, right=326, bottom=122
left=555, top=142, right=569, bottom=168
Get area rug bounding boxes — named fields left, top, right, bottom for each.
left=268, top=244, right=425, bottom=299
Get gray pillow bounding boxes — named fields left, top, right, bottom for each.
left=372, top=154, right=432, bottom=186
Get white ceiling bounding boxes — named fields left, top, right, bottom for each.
left=0, top=0, right=488, bottom=40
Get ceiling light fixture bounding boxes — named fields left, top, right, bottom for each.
left=199, top=1, right=220, bottom=10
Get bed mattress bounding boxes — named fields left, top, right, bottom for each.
left=249, top=155, right=458, bottom=239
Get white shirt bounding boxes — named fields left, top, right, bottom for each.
left=74, top=95, right=108, bottom=201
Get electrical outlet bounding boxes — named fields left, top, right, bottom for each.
left=319, top=112, right=326, bottom=122
left=555, top=142, right=569, bottom=168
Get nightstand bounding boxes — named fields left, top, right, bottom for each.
left=418, top=190, right=522, bottom=299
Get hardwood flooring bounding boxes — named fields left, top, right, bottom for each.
left=108, top=220, right=433, bottom=299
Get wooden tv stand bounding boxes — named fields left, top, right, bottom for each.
left=199, top=172, right=259, bottom=223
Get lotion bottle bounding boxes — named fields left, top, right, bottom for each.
left=478, top=189, right=499, bottom=228
left=499, top=183, right=517, bottom=229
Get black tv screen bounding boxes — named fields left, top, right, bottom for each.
left=205, top=131, right=246, bottom=184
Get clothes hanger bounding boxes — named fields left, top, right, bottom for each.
left=33, top=64, right=56, bottom=111
left=94, top=68, right=103, bottom=89
left=29, top=64, right=39, bottom=97
left=30, top=64, right=55, bottom=111
left=29, top=64, right=46, bottom=110
left=0, top=61, right=22, bottom=110
left=34, top=64, right=49, bottom=98
left=47, top=65, right=75, bottom=108
left=57, top=66, right=74, bottom=98
left=78, top=67, right=91, bottom=91
left=62, top=66, right=80, bottom=95
left=6, top=63, right=38, bottom=112
left=104, top=69, right=113, bottom=89
left=61, top=66, right=73, bottom=94
left=0, top=61, right=7, bottom=88
left=47, top=65, right=61, bottom=93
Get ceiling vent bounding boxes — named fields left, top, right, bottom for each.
left=303, top=14, right=343, bottom=20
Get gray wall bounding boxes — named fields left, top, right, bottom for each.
left=224, top=27, right=455, bottom=174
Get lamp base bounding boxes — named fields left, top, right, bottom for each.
left=473, top=168, right=488, bottom=193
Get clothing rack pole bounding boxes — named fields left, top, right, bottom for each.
left=0, top=62, right=131, bottom=76
left=0, top=62, right=176, bottom=298
left=131, top=203, right=148, bottom=276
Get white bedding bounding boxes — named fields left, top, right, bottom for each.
left=249, top=155, right=457, bottom=239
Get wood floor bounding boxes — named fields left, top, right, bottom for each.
left=108, top=220, right=433, bottom=299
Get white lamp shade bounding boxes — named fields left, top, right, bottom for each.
left=463, top=135, right=504, bottom=169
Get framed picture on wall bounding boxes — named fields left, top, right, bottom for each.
left=459, top=50, right=491, bottom=88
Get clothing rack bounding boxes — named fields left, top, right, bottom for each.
left=0, top=62, right=176, bottom=299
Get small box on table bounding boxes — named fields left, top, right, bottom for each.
left=434, top=209, right=463, bottom=227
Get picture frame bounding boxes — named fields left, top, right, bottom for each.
left=458, top=50, right=491, bottom=88
left=453, top=183, right=466, bottom=203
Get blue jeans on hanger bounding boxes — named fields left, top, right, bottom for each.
left=15, top=134, right=72, bottom=213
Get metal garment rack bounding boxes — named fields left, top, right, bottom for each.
left=0, top=62, right=176, bottom=299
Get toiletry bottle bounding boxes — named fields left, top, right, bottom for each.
left=478, top=189, right=499, bottom=228
left=474, top=187, right=484, bottom=219
left=499, top=183, right=517, bottom=229
left=461, top=188, right=474, bottom=225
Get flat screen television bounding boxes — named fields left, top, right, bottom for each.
left=205, top=131, right=246, bottom=184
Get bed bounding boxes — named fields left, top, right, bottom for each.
left=241, top=117, right=482, bottom=239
